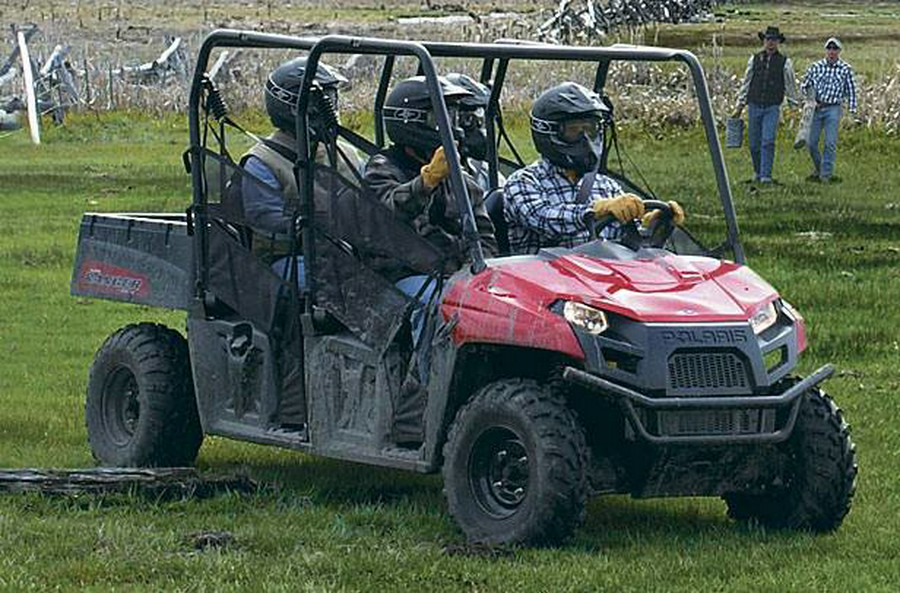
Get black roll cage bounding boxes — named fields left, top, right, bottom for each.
left=187, top=29, right=745, bottom=307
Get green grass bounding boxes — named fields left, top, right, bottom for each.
left=3, top=8, right=900, bottom=592
left=2, top=107, right=899, bottom=591
left=647, top=2, right=900, bottom=81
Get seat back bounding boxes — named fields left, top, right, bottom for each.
left=483, top=187, right=509, bottom=256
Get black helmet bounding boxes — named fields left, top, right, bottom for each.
left=445, top=73, right=491, bottom=161
left=444, top=72, right=490, bottom=109
left=383, top=75, right=472, bottom=157
left=265, top=57, right=347, bottom=135
left=530, top=82, right=611, bottom=174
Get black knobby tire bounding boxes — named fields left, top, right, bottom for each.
left=442, top=378, right=588, bottom=546
left=724, top=387, right=857, bottom=532
left=85, top=323, right=203, bottom=467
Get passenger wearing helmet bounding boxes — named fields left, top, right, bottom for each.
left=364, top=75, right=497, bottom=445
left=237, top=57, right=363, bottom=430
left=241, top=56, right=362, bottom=273
left=364, top=75, right=497, bottom=274
left=444, top=73, right=505, bottom=193
left=503, top=82, right=683, bottom=255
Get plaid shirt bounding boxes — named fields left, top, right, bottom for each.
left=504, top=158, right=623, bottom=254
left=801, top=58, right=858, bottom=113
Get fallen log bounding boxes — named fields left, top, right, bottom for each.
left=0, top=467, right=257, bottom=499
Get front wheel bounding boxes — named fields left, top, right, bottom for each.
left=85, top=323, right=203, bottom=467
left=442, top=379, right=587, bottom=546
left=724, top=387, right=857, bottom=532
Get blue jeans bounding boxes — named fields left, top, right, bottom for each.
left=747, top=103, right=781, bottom=181
left=272, top=256, right=305, bottom=289
left=807, top=104, right=842, bottom=179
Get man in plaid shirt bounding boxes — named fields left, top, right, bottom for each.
left=505, top=158, right=625, bottom=253
left=801, top=37, right=859, bottom=182
left=504, top=82, right=683, bottom=255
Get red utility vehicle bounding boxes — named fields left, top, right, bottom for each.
left=72, top=31, right=856, bottom=545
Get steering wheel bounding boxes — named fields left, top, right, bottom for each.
left=586, top=199, right=677, bottom=249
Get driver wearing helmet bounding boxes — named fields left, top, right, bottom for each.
left=444, top=72, right=505, bottom=193
left=241, top=56, right=362, bottom=274
left=504, top=82, right=683, bottom=255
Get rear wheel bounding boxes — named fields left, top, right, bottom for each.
left=86, top=323, right=203, bottom=467
left=442, top=379, right=587, bottom=546
left=724, top=387, right=857, bottom=531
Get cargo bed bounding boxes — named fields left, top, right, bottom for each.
left=70, top=213, right=193, bottom=310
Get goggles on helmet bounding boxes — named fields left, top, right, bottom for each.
left=560, top=117, right=602, bottom=143
left=532, top=113, right=604, bottom=144
left=458, top=108, right=485, bottom=131
left=319, top=86, right=338, bottom=109
left=267, top=79, right=339, bottom=113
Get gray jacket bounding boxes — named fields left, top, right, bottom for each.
left=364, top=145, right=497, bottom=276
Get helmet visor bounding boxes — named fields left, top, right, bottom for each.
left=458, top=107, right=485, bottom=131
left=560, top=117, right=602, bottom=143
left=321, top=86, right=338, bottom=109
left=425, top=105, right=460, bottom=130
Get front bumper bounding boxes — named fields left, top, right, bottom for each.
left=563, top=364, right=833, bottom=445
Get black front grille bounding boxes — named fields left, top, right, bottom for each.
left=657, top=409, right=776, bottom=436
left=668, top=351, right=749, bottom=391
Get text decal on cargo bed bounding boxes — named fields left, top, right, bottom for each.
left=78, top=261, right=149, bottom=297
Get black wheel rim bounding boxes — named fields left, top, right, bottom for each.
left=469, top=426, right=530, bottom=519
left=102, top=366, right=140, bottom=446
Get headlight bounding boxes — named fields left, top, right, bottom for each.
left=563, top=301, right=609, bottom=335
left=749, top=301, right=778, bottom=335
left=780, top=299, right=803, bottom=323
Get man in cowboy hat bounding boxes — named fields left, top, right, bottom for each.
left=800, top=37, right=859, bottom=183
left=733, top=25, right=800, bottom=185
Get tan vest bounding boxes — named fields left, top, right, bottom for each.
left=242, top=130, right=363, bottom=262
left=244, top=131, right=362, bottom=200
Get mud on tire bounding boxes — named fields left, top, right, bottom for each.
left=86, top=323, right=203, bottom=467
left=442, top=378, right=588, bottom=546
left=724, top=387, right=857, bottom=532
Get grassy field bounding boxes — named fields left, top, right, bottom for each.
left=1, top=110, right=898, bottom=590
left=2, top=3, right=900, bottom=592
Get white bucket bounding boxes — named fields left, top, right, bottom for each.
left=794, top=102, right=815, bottom=149
left=725, top=117, right=744, bottom=149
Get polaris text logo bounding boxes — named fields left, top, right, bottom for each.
left=83, top=267, right=144, bottom=295
left=661, top=328, right=748, bottom=345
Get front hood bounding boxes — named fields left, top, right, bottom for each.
left=441, top=250, right=781, bottom=356
left=480, top=251, right=779, bottom=323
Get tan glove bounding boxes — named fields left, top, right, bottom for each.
left=641, top=200, right=685, bottom=227
left=420, top=146, right=450, bottom=190
left=592, top=193, right=645, bottom=223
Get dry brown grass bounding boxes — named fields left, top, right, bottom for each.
left=3, top=1, right=899, bottom=133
